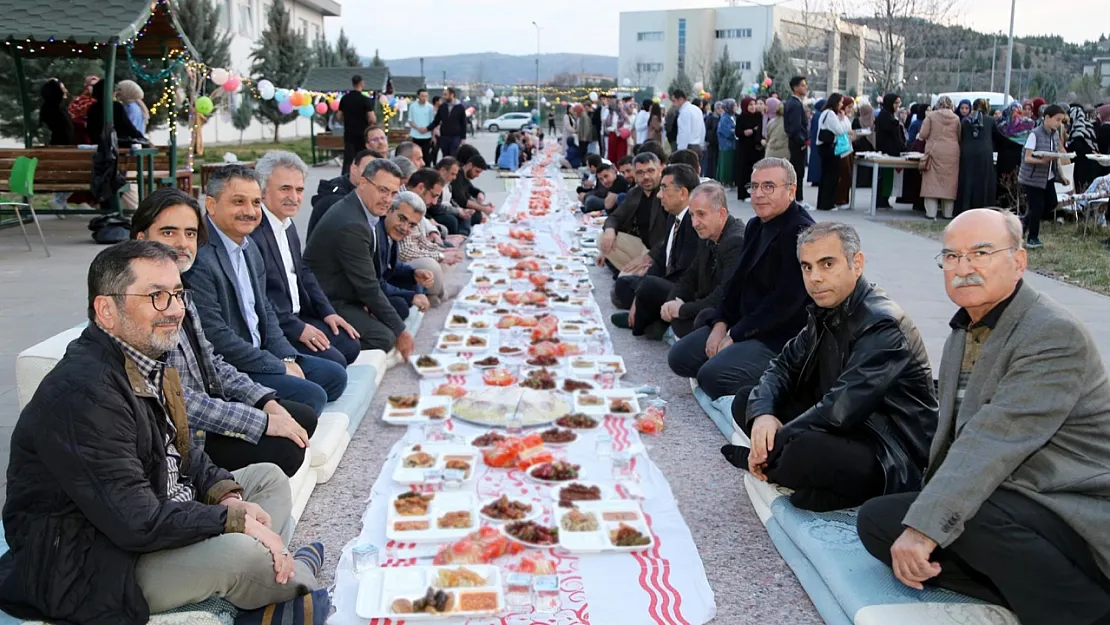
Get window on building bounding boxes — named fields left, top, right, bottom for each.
left=239, top=2, right=253, bottom=36
left=636, top=62, right=664, bottom=72
left=300, top=18, right=308, bottom=35
left=677, top=18, right=687, bottom=72
left=218, top=0, right=231, bottom=30
left=715, top=28, right=753, bottom=39
left=637, top=31, right=664, bottom=42
left=838, top=69, right=849, bottom=91
left=311, top=23, right=320, bottom=42
left=732, top=61, right=752, bottom=71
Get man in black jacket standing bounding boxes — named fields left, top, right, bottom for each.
left=722, top=222, right=938, bottom=512
left=668, top=157, right=814, bottom=399
left=0, top=241, right=319, bottom=625
left=338, top=74, right=375, bottom=172
left=427, top=87, right=467, bottom=157
left=308, top=148, right=379, bottom=238
left=783, top=76, right=809, bottom=203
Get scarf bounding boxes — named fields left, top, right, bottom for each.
left=1031, top=98, right=1046, bottom=118
left=1098, top=103, right=1110, bottom=125
left=957, top=99, right=972, bottom=120
left=763, top=97, right=780, bottom=133
left=997, top=102, right=1035, bottom=146
left=1068, top=105, right=1097, bottom=152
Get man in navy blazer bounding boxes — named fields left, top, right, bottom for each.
left=251, top=151, right=361, bottom=367
left=184, top=164, right=347, bottom=415
left=668, top=157, right=815, bottom=400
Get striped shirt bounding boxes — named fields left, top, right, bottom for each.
left=104, top=329, right=196, bottom=503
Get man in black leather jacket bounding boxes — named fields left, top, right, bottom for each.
left=722, top=222, right=938, bottom=512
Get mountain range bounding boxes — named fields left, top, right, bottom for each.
left=372, top=53, right=618, bottom=83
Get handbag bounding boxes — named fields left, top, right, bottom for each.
left=834, top=133, right=852, bottom=157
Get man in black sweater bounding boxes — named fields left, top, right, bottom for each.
left=307, top=148, right=379, bottom=238
left=427, top=87, right=467, bottom=157
left=668, top=157, right=815, bottom=399
left=783, top=76, right=809, bottom=203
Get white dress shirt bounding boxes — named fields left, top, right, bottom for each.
left=635, top=110, right=650, bottom=144
left=664, top=207, right=689, bottom=269
left=262, top=205, right=300, bottom=315
left=676, top=102, right=706, bottom=149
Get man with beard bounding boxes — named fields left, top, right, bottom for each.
left=599, top=152, right=667, bottom=273
left=451, top=154, right=493, bottom=227
left=251, top=151, right=361, bottom=367
left=184, top=165, right=348, bottom=416
left=130, top=188, right=319, bottom=477
left=427, top=87, right=467, bottom=157
left=0, top=240, right=321, bottom=624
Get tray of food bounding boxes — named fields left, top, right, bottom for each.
left=451, top=389, right=572, bottom=428
left=555, top=500, right=654, bottom=553
left=554, top=412, right=601, bottom=430
left=386, top=491, right=480, bottom=543
left=355, top=564, right=504, bottom=619
left=1033, top=151, right=1077, bottom=159
left=479, top=494, right=540, bottom=524
left=393, top=444, right=481, bottom=485
left=382, top=395, right=453, bottom=425
left=501, top=520, right=559, bottom=549
left=550, top=481, right=616, bottom=505
left=573, top=389, right=640, bottom=417
left=561, top=378, right=595, bottom=393
left=436, top=332, right=491, bottom=353
left=551, top=296, right=592, bottom=312
left=468, top=431, right=509, bottom=449
left=1088, top=154, right=1110, bottom=166
left=566, top=355, right=626, bottom=377
left=526, top=460, right=582, bottom=484
left=410, top=354, right=471, bottom=377
left=445, top=313, right=497, bottom=332
left=519, top=367, right=561, bottom=390
left=538, top=427, right=578, bottom=446
left=472, top=355, right=503, bottom=369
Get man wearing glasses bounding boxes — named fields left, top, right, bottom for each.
left=132, top=188, right=318, bottom=477
left=373, top=191, right=435, bottom=317
left=858, top=209, right=1110, bottom=625
left=303, top=158, right=417, bottom=358
left=668, top=157, right=814, bottom=401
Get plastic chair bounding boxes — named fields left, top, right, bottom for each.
left=0, top=156, right=50, bottom=256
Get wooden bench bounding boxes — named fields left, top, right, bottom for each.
left=311, top=133, right=344, bottom=165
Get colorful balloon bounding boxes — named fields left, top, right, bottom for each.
left=589, top=91, right=599, bottom=102
left=315, top=102, right=328, bottom=114
left=329, top=98, right=340, bottom=112
left=209, top=68, right=229, bottom=86
left=274, top=89, right=289, bottom=103
left=277, top=100, right=294, bottom=115
left=222, top=75, right=241, bottom=93
left=660, top=93, right=667, bottom=100
left=298, top=104, right=314, bottom=117
left=195, top=96, right=214, bottom=115
left=257, top=79, right=275, bottom=100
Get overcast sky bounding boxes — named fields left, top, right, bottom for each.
left=326, top=0, right=1105, bottom=59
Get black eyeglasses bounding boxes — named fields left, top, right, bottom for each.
left=935, top=247, right=1015, bottom=270
left=109, top=290, right=191, bottom=311
left=745, top=182, right=793, bottom=195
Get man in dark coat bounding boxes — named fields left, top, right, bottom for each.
left=307, top=148, right=379, bottom=239
left=668, top=157, right=815, bottom=400
left=0, top=241, right=318, bottom=625
left=722, top=222, right=938, bottom=512
left=427, top=87, right=467, bottom=157
left=599, top=152, right=667, bottom=273
left=783, top=76, right=809, bottom=203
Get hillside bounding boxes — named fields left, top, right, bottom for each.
left=374, top=53, right=618, bottom=84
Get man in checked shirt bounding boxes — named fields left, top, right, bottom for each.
left=131, top=188, right=317, bottom=477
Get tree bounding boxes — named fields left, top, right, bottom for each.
left=760, top=35, right=798, bottom=97
left=370, top=49, right=386, bottom=68
left=707, top=45, right=742, bottom=101
left=625, top=56, right=661, bottom=92
left=314, top=36, right=339, bottom=67
left=231, top=92, right=254, bottom=144
left=175, top=0, right=232, bottom=71
left=0, top=57, right=100, bottom=142
left=667, top=71, right=694, bottom=97
left=335, top=29, right=361, bottom=67
left=250, top=0, right=312, bottom=142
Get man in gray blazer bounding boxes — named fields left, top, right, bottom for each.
left=858, top=209, right=1110, bottom=625
left=302, top=158, right=415, bottom=357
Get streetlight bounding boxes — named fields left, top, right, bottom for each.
left=532, top=21, right=541, bottom=120
left=1002, top=0, right=1016, bottom=103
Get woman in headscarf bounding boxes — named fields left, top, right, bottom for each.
left=815, top=93, right=849, bottom=211
left=851, top=102, right=876, bottom=188
left=1096, top=104, right=1110, bottom=158
left=899, top=102, right=930, bottom=210
left=1031, top=97, right=1046, bottom=120
left=734, top=96, right=764, bottom=201
left=705, top=101, right=722, bottom=182
left=647, top=101, right=664, bottom=144
left=907, top=103, right=929, bottom=145
left=1066, top=104, right=1100, bottom=189
left=956, top=99, right=972, bottom=120
left=563, top=103, right=580, bottom=167
left=764, top=97, right=789, bottom=161
left=115, top=80, right=149, bottom=136
left=918, top=96, right=961, bottom=219
left=86, top=79, right=146, bottom=145
left=954, top=98, right=997, bottom=214
left=39, top=78, right=74, bottom=146
left=762, top=97, right=778, bottom=138
left=994, top=101, right=1035, bottom=208
left=834, top=97, right=858, bottom=208
left=874, top=93, right=906, bottom=208
left=716, top=99, right=737, bottom=186
left=806, top=98, right=826, bottom=187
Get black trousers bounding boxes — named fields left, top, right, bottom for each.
left=204, top=400, right=318, bottom=477
left=816, top=142, right=840, bottom=210
left=789, top=141, right=807, bottom=202
left=858, top=489, right=1110, bottom=625
left=764, top=430, right=884, bottom=511
left=294, top=315, right=361, bottom=366
left=413, top=138, right=433, bottom=163
left=667, top=328, right=778, bottom=400
left=630, top=275, right=675, bottom=335
left=1023, top=179, right=1057, bottom=241
left=611, top=275, right=644, bottom=310
left=341, top=136, right=362, bottom=173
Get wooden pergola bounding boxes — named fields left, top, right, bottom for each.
left=0, top=0, right=200, bottom=211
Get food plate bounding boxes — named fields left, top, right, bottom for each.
left=409, top=354, right=470, bottom=377
left=566, top=355, right=627, bottom=377
left=445, top=313, right=497, bottom=332
left=355, top=564, right=505, bottom=620
left=551, top=296, right=592, bottom=312
left=436, top=332, right=492, bottom=353
left=1089, top=154, right=1110, bottom=166
left=555, top=500, right=654, bottom=553
left=549, top=481, right=617, bottom=503
left=451, top=389, right=572, bottom=428
left=554, top=412, right=602, bottom=430
left=499, top=521, right=560, bottom=549
left=467, top=431, right=509, bottom=449
left=393, top=444, right=481, bottom=485
left=385, top=491, right=480, bottom=543
left=573, top=389, right=641, bottom=417
left=537, top=427, right=579, bottom=447
left=1033, top=150, right=1077, bottom=159
left=478, top=495, right=541, bottom=524
left=526, top=461, right=584, bottom=485
left=382, top=395, right=453, bottom=425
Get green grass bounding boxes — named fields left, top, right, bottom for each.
left=886, top=218, right=1110, bottom=296
left=185, top=137, right=316, bottom=165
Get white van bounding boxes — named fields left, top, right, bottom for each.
left=932, top=92, right=1014, bottom=111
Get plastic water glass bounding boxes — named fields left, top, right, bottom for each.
left=351, top=544, right=378, bottom=577
left=423, top=420, right=447, bottom=441
left=611, top=450, right=633, bottom=481
left=595, top=433, right=613, bottom=458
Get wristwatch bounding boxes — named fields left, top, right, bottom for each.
left=282, top=356, right=297, bottom=363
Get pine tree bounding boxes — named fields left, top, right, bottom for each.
left=707, top=45, right=741, bottom=101
left=314, top=36, right=339, bottom=68
left=175, top=0, right=232, bottom=71
left=336, top=29, right=362, bottom=67
left=667, top=70, right=694, bottom=97
left=231, top=92, right=254, bottom=144
left=760, top=35, right=798, bottom=97
left=371, top=49, right=386, bottom=68
left=250, top=1, right=312, bottom=142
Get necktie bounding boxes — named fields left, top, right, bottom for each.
left=666, top=217, right=681, bottom=274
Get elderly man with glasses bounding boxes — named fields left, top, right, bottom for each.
left=373, top=191, right=436, bottom=318
left=668, top=157, right=815, bottom=400
left=303, top=158, right=418, bottom=358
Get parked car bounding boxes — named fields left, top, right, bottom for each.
left=484, top=112, right=533, bottom=132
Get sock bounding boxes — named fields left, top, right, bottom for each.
left=643, top=321, right=668, bottom=341
left=294, top=542, right=325, bottom=577
left=720, top=444, right=750, bottom=469
left=610, top=311, right=630, bottom=329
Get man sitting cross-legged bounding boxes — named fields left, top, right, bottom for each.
left=131, top=189, right=317, bottom=477
left=639, top=181, right=744, bottom=340
left=609, top=163, right=700, bottom=339
left=667, top=157, right=815, bottom=400
left=721, top=222, right=938, bottom=511
left=0, top=241, right=320, bottom=624
left=857, top=209, right=1110, bottom=625
left=598, top=152, right=666, bottom=273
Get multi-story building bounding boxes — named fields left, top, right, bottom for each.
left=618, top=5, right=902, bottom=98
left=1082, top=57, right=1110, bottom=89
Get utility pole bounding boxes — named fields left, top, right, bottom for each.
left=990, top=34, right=998, bottom=91
left=532, top=21, right=541, bottom=119
left=955, top=49, right=964, bottom=91
left=1002, top=0, right=1016, bottom=103
left=442, top=70, right=447, bottom=88
left=420, top=57, right=425, bottom=78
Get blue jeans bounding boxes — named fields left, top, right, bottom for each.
left=248, top=354, right=348, bottom=414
